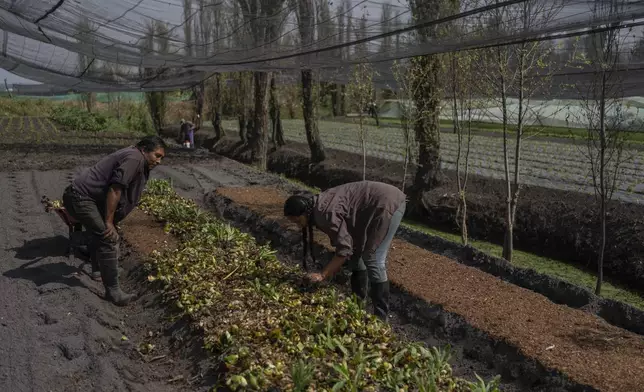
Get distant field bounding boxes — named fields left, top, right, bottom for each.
left=223, top=118, right=644, bottom=203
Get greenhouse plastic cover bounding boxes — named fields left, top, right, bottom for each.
left=0, top=0, right=644, bottom=94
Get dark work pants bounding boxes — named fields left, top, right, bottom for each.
left=62, top=185, right=119, bottom=272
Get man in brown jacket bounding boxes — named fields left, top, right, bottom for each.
left=284, top=181, right=407, bottom=320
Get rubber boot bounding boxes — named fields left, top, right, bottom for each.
left=89, top=248, right=102, bottom=282
left=99, top=250, right=135, bottom=306
left=350, top=270, right=368, bottom=302
left=370, top=281, right=390, bottom=321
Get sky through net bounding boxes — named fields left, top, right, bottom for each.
left=0, top=0, right=643, bottom=97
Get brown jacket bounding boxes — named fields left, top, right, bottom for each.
left=312, top=181, right=406, bottom=261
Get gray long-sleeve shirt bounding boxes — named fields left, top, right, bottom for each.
left=312, top=181, right=407, bottom=261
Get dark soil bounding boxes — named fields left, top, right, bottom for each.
left=0, top=170, right=210, bottom=392
left=2, top=139, right=640, bottom=391
left=0, top=143, right=218, bottom=172
left=211, top=137, right=644, bottom=294
left=212, top=185, right=644, bottom=392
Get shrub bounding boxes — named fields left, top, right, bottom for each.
left=49, top=105, right=111, bottom=133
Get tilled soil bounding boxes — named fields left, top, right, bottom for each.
left=214, top=186, right=644, bottom=392
left=0, top=170, right=210, bottom=392
left=2, top=147, right=640, bottom=392
left=212, top=138, right=644, bottom=294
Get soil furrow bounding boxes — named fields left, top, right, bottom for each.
left=0, top=170, right=206, bottom=392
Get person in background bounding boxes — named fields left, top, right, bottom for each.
left=62, top=136, right=166, bottom=306
left=179, top=115, right=199, bottom=148
left=283, top=181, right=407, bottom=320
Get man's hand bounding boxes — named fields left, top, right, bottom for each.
left=103, top=221, right=119, bottom=243
left=305, top=272, right=325, bottom=284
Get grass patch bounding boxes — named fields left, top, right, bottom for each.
left=403, top=222, right=644, bottom=311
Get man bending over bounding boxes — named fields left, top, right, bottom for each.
left=62, top=136, right=166, bottom=306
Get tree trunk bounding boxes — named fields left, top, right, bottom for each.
left=301, top=69, right=326, bottom=163
left=452, top=53, right=468, bottom=244
left=194, top=82, right=205, bottom=129
left=410, top=54, right=442, bottom=210
left=4, top=79, right=12, bottom=98
left=269, top=75, right=285, bottom=147
left=213, top=74, right=224, bottom=140
left=359, top=115, right=366, bottom=180
left=249, top=71, right=270, bottom=170
left=145, top=91, right=166, bottom=135
left=84, top=92, right=96, bottom=113
left=339, top=85, right=346, bottom=116
left=331, top=84, right=340, bottom=117
left=401, top=114, right=412, bottom=191
left=238, top=115, right=247, bottom=144
left=596, top=69, right=608, bottom=295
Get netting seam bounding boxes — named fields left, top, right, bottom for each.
left=34, top=0, right=65, bottom=24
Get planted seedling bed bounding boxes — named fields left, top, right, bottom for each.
left=135, top=179, right=505, bottom=391
left=205, top=185, right=644, bottom=392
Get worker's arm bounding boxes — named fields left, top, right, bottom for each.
left=103, top=184, right=122, bottom=241
left=306, top=254, right=347, bottom=283
left=321, top=253, right=347, bottom=279
left=105, top=184, right=122, bottom=225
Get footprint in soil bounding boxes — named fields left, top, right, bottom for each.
left=56, top=338, right=84, bottom=360
left=37, top=311, right=59, bottom=325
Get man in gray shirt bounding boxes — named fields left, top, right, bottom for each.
left=62, top=136, right=166, bottom=306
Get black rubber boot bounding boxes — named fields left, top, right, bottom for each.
left=99, top=248, right=134, bottom=306
left=90, top=252, right=102, bottom=282
left=370, top=281, right=390, bottom=321
left=350, top=270, right=368, bottom=302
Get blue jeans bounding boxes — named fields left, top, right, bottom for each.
left=348, top=201, right=406, bottom=283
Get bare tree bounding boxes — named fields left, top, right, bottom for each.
left=141, top=21, right=172, bottom=135
left=76, top=17, right=97, bottom=113
left=291, top=0, right=326, bottom=163
left=234, top=71, right=253, bottom=144
left=450, top=50, right=477, bottom=245
left=237, top=0, right=288, bottom=170
left=205, top=1, right=227, bottom=141
left=478, top=0, right=563, bottom=261
left=208, top=73, right=226, bottom=141
left=331, top=1, right=348, bottom=117
left=573, top=0, right=630, bottom=295
left=347, top=63, right=377, bottom=180
left=407, top=0, right=451, bottom=212
left=380, top=3, right=394, bottom=55
left=390, top=60, right=421, bottom=191
left=269, top=74, right=286, bottom=146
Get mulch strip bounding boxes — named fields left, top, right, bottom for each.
left=120, top=209, right=179, bottom=255
left=215, top=186, right=644, bottom=392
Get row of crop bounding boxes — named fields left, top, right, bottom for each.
left=262, top=125, right=642, bottom=198
left=273, top=119, right=644, bottom=172
left=137, top=179, right=500, bottom=391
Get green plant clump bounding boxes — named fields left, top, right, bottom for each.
left=49, top=105, right=112, bottom=133
left=138, top=179, right=500, bottom=391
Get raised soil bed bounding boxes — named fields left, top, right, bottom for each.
left=206, top=185, right=644, bottom=392
left=210, top=137, right=644, bottom=298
